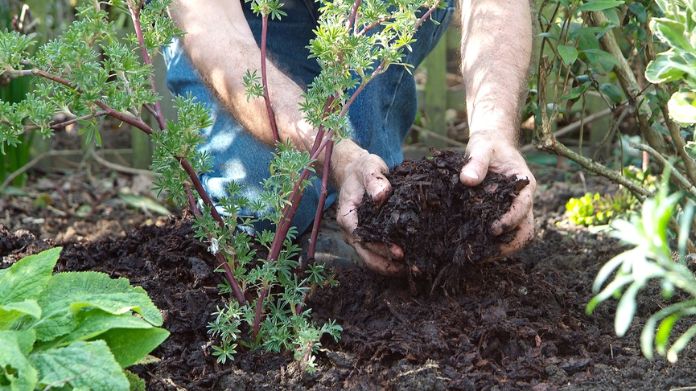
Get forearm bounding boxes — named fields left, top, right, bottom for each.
left=460, top=0, right=532, bottom=143
left=169, top=0, right=313, bottom=149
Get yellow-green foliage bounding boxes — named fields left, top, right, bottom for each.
left=565, top=167, right=657, bottom=226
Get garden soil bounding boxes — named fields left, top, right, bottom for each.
left=3, top=167, right=696, bottom=390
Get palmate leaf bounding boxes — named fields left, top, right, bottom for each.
left=30, top=340, right=129, bottom=391
left=0, top=247, right=61, bottom=305
left=35, top=272, right=163, bottom=342
left=0, top=330, right=38, bottom=391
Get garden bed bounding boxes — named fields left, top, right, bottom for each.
left=2, top=167, right=696, bottom=390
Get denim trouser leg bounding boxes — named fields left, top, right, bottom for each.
left=163, top=1, right=455, bottom=234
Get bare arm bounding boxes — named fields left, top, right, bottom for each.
left=459, top=0, right=536, bottom=254
left=460, top=0, right=532, bottom=143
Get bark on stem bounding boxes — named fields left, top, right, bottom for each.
left=127, top=0, right=166, bottom=131
left=261, top=14, right=280, bottom=143
left=306, top=140, right=334, bottom=260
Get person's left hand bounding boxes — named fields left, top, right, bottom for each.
left=459, top=131, right=536, bottom=255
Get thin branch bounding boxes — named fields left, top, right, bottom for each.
left=306, top=140, right=334, bottom=261
left=630, top=142, right=696, bottom=200
left=662, top=105, right=696, bottom=185
left=521, top=107, right=613, bottom=153
left=347, top=0, right=362, bottom=32
left=587, top=11, right=667, bottom=153
left=89, top=149, right=152, bottom=176
left=261, top=14, right=280, bottom=142
left=177, top=157, right=225, bottom=227
left=411, top=124, right=468, bottom=148
left=127, top=0, right=166, bottom=131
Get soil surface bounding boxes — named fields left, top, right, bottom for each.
left=355, top=150, right=529, bottom=289
left=3, top=167, right=696, bottom=390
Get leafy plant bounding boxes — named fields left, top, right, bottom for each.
left=586, top=176, right=696, bottom=362
left=644, top=0, right=696, bottom=125
left=0, top=247, right=169, bottom=390
left=565, top=166, right=656, bottom=226
left=0, top=0, right=441, bottom=370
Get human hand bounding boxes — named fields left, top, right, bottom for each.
left=459, top=131, right=536, bottom=255
left=333, top=144, right=405, bottom=276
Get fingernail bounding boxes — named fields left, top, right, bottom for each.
left=462, top=171, right=478, bottom=182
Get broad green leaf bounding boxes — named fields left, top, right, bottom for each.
left=30, top=340, right=129, bottom=391
left=578, top=0, right=624, bottom=12
left=650, top=18, right=692, bottom=52
left=49, top=309, right=160, bottom=347
left=615, top=283, right=640, bottom=336
left=0, top=247, right=61, bottom=305
left=645, top=51, right=688, bottom=84
left=561, top=83, right=590, bottom=101
left=582, top=48, right=618, bottom=72
left=0, top=300, right=41, bottom=329
left=557, top=44, right=578, bottom=65
left=0, top=331, right=38, bottom=391
left=668, top=91, right=696, bottom=124
left=628, top=3, right=647, bottom=23
left=100, top=327, right=169, bottom=367
left=47, top=309, right=168, bottom=367
left=35, top=272, right=162, bottom=341
left=599, top=83, right=624, bottom=104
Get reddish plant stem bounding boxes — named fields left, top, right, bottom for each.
left=305, top=140, right=334, bottom=261
left=127, top=0, right=166, bottom=131
left=261, top=14, right=280, bottom=143
left=185, top=183, right=247, bottom=305
left=347, top=0, right=362, bottom=31
left=178, top=157, right=225, bottom=228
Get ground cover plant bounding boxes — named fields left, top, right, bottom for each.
left=0, top=247, right=168, bottom=390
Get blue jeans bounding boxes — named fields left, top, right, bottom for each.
left=163, top=0, right=454, bottom=234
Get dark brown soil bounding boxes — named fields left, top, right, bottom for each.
left=3, top=168, right=696, bottom=390
left=355, top=150, right=529, bottom=288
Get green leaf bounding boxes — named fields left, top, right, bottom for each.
left=600, top=83, right=624, bottom=104
left=650, top=18, right=691, bottom=52
left=655, top=313, right=679, bottom=355
left=557, top=44, right=578, bottom=65
left=35, top=272, right=162, bottom=342
left=0, top=331, right=38, bottom=391
left=645, top=51, right=688, bottom=84
left=615, top=283, right=640, bottom=336
left=668, top=91, right=696, bottom=124
left=667, top=324, right=696, bottom=362
left=628, top=3, right=647, bottom=23
left=99, top=327, right=169, bottom=368
left=0, top=247, right=61, bottom=305
left=119, top=193, right=171, bottom=216
left=0, top=300, right=42, bottom=329
left=49, top=309, right=160, bottom=346
left=578, top=0, right=624, bottom=12
left=30, top=340, right=129, bottom=391
left=581, top=48, right=618, bottom=72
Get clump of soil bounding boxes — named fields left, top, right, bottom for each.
left=354, top=150, right=529, bottom=287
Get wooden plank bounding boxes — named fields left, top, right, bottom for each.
left=423, top=36, right=448, bottom=147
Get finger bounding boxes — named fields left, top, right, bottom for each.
left=361, top=157, right=391, bottom=204
left=354, top=241, right=406, bottom=276
left=336, top=178, right=362, bottom=234
left=499, top=210, right=535, bottom=256
left=364, top=242, right=404, bottom=260
left=460, top=140, right=492, bottom=186
left=491, top=175, right=536, bottom=235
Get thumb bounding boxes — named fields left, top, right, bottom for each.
left=460, top=143, right=492, bottom=186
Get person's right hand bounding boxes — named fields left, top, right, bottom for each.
left=332, top=143, right=405, bottom=276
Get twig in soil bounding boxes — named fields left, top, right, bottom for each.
left=89, top=149, right=152, bottom=176
left=0, top=150, right=88, bottom=191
